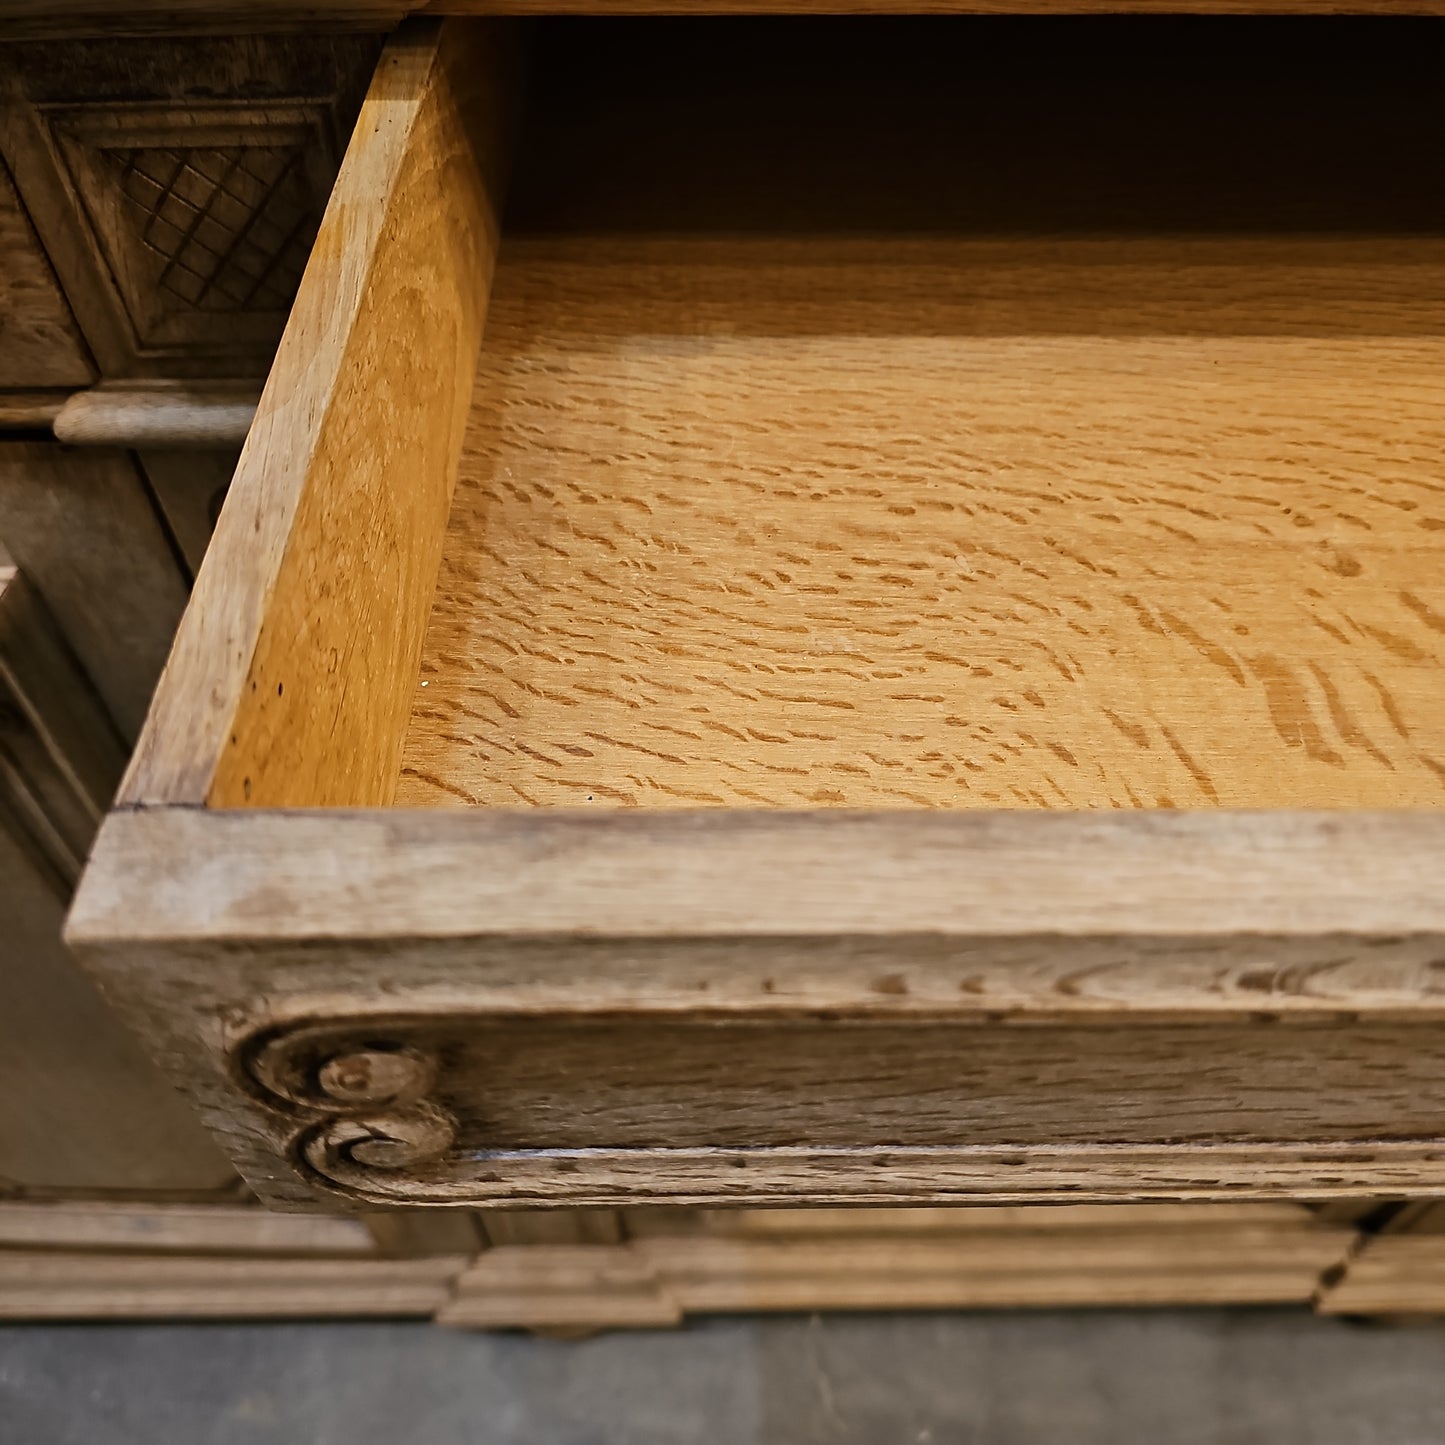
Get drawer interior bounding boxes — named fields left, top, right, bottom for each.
left=84, top=17, right=1445, bottom=1209
left=394, top=18, right=1445, bottom=813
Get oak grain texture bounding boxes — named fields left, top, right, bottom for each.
left=68, top=807, right=1445, bottom=1207
left=399, top=17, right=1445, bottom=809
left=272, top=1015, right=1445, bottom=1150
left=403, top=236, right=1445, bottom=809
left=118, top=18, right=515, bottom=807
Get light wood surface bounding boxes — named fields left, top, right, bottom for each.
left=53, top=384, right=259, bottom=449
left=120, top=18, right=516, bottom=808
left=1317, top=1235, right=1445, bottom=1316
left=443, top=1202, right=1356, bottom=1328
left=400, top=10, right=1445, bottom=812
left=0, top=1251, right=468, bottom=1318
left=403, top=235, right=1445, bottom=809
left=71, top=805, right=1445, bottom=947
left=0, top=1200, right=374, bottom=1253
left=65, top=17, right=1445, bottom=1212
left=70, top=806, right=1445, bottom=1207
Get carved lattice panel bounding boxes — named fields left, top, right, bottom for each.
left=102, top=143, right=318, bottom=314
left=39, top=104, right=341, bottom=369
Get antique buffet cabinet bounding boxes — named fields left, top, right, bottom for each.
left=3, top=0, right=1445, bottom=1325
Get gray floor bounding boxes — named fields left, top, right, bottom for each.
left=3, top=1310, right=1445, bottom=1445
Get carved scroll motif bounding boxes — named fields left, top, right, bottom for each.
left=242, top=1022, right=457, bottom=1200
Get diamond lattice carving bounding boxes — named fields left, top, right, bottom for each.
left=102, top=143, right=319, bottom=313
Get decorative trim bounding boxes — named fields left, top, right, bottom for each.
left=241, top=1023, right=458, bottom=1199
left=233, top=1011, right=1445, bottom=1209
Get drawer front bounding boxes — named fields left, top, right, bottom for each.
left=67, top=18, right=1445, bottom=1210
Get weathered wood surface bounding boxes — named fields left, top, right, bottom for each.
left=69, top=806, right=1445, bottom=1207
left=0, top=158, right=92, bottom=388
left=0, top=443, right=189, bottom=742
left=443, top=1202, right=1358, bottom=1328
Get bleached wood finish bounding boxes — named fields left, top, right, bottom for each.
left=66, top=18, right=1445, bottom=1211
left=70, top=806, right=1445, bottom=1208
left=53, top=384, right=258, bottom=449
left=0, top=1198, right=1365, bottom=1325
left=71, top=806, right=1445, bottom=948
left=0, top=1251, right=468, bottom=1319
left=0, top=443, right=189, bottom=742
left=119, top=19, right=515, bottom=808
left=443, top=1203, right=1357, bottom=1328
left=0, top=1200, right=374, bottom=1253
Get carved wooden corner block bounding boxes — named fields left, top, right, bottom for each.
left=233, top=1019, right=459, bottom=1205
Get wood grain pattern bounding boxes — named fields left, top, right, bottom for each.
left=265, top=1015, right=1445, bottom=1150
left=1316, top=1235, right=1445, bottom=1315
left=443, top=1203, right=1356, bottom=1328
left=399, top=234, right=1445, bottom=810
left=0, top=158, right=93, bottom=388
left=119, top=18, right=516, bottom=807
left=53, top=384, right=258, bottom=449
left=68, top=806, right=1445, bottom=1207
left=399, top=20, right=1445, bottom=810
left=73, top=806, right=1445, bottom=948
left=0, top=1252, right=468, bottom=1319
left=0, top=1200, right=374, bottom=1253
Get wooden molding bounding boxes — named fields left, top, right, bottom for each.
left=443, top=1203, right=1359, bottom=1329
left=69, top=805, right=1445, bottom=1209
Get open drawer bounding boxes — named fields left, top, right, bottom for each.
left=68, top=16, right=1445, bottom=1211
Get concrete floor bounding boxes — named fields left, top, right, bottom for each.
left=3, top=1310, right=1445, bottom=1445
